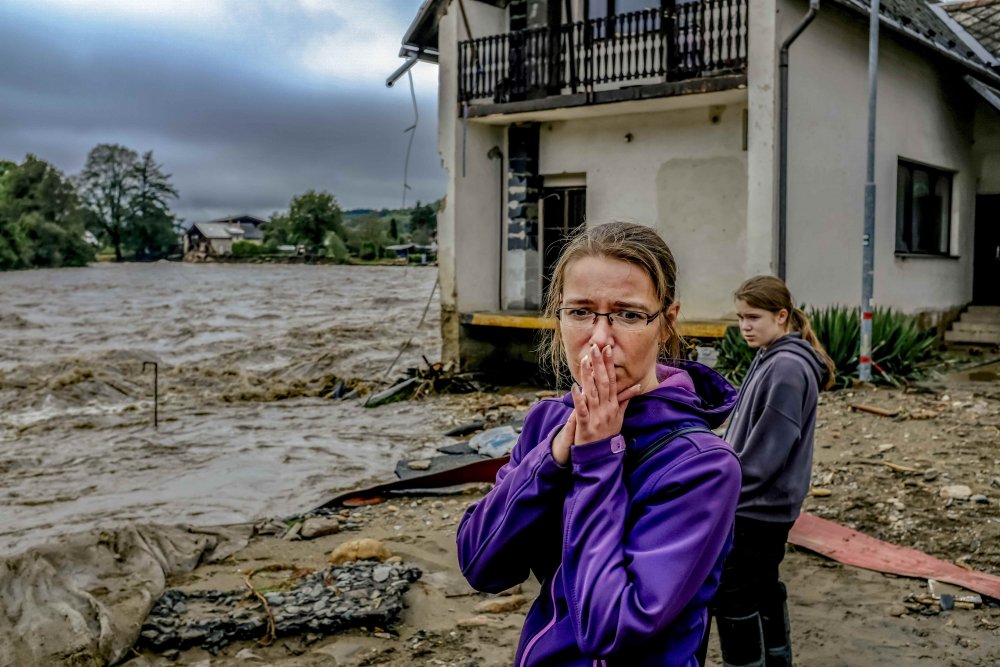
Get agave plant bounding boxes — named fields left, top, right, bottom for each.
left=714, top=325, right=755, bottom=385
left=714, top=305, right=938, bottom=388
left=806, top=305, right=938, bottom=388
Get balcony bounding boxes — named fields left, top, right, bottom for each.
left=457, top=1, right=748, bottom=113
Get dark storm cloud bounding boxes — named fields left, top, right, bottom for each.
left=0, top=3, right=443, bottom=221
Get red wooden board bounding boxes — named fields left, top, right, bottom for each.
left=789, top=512, right=1000, bottom=599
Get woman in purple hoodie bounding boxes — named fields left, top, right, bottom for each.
left=457, top=222, right=743, bottom=666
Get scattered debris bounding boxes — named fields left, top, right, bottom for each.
left=139, top=561, right=421, bottom=654
left=939, top=485, right=973, bottom=500
left=849, top=404, right=901, bottom=418
left=328, top=538, right=392, bottom=565
left=468, top=425, right=518, bottom=458
left=473, top=594, right=528, bottom=614
left=299, top=517, right=341, bottom=539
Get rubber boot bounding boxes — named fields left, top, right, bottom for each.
left=760, top=583, right=792, bottom=667
left=716, top=612, right=766, bottom=667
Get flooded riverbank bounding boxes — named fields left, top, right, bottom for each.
left=0, top=263, right=447, bottom=556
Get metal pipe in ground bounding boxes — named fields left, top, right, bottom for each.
left=860, top=0, right=880, bottom=383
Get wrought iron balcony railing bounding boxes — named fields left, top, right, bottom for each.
left=457, top=1, right=748, bottom=104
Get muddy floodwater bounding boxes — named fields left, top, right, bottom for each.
left=0, top=263, right=445, bottom=556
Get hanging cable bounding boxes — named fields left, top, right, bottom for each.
left=401, top=69, right=419, bottom=208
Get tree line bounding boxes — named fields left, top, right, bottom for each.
left=1, top=143, right=439, bottom=270
left=0, top=144, right=179, bottom=270
left=255, top=192, right=438, bottom=262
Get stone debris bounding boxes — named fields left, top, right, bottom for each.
left=328, top=538, right=393, bottom=565
left=473, top=594, right=528, bottom=614
left=939, top=485, right=973, bottom=500
left=299, top=517, right=341, bottom=539
left=139, top=561, right=421, bottom=654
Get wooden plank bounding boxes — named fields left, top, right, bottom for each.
left=678, top=320, right=734, bottom=338
left=463, top=312, right=556, bottom=330
left=461, top=311, right=734, bottom=338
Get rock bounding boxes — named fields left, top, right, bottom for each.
left=235, top=648, right=264, bottom=661
left=972, top=495, right=989, bottom=504
left=282, top=521, right=302, bottom=541
left=877, top=443, right=895, bottom=452
left=939, top=485, right=972, bottom=500
left=328, top=538, right=392, bottom=565
left=407, top=459, right=432, bottom=471
left=809, top=488, right=832, bottom=497
left=888, top=605, right=908, bottom=617
left=301, top=517, right=341, bottom=539
left=456, top=615, right=494, bottom=627
left=923, top=469, right=940, bottom=482
left=444, top=420, right=486, bottom=437
left=474, top=594, right=528, bottom=614
left=386, top=556, right=403, bottom=564
left=372, top=566, right=392, bottom=583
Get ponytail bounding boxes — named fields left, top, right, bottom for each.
left=789, top=307, right=836, bottom=390
left=735, top=276, right=837, bottom=390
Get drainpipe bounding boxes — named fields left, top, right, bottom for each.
left=777, top=0, right=820, bottom=280
left=488, top=145, right=505, bottom=309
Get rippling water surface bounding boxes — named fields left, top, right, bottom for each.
left=0, top=262, right=444, bottom=555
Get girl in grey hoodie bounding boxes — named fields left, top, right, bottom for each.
left=701, top=276, right=835, bottom=667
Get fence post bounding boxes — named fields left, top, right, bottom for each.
left=142, top=361, right=158, bottom=428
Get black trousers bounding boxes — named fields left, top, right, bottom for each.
left=699, top=516, right=795, bottom=666
left=713, top=516, right=794, bottom=617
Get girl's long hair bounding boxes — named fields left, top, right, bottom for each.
left=735, top=275, right=836, bottom=390
left=541, top=221, right=681, bottom=386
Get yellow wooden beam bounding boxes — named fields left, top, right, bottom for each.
left=461, top=311, right=735, bottom=338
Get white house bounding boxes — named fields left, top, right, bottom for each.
left=397, top=0, right=1000, bottom=373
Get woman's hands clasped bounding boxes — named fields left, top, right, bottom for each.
left=551, top=345, right=643, bottom=465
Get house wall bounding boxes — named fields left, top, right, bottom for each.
left=437, top=1, right=507, bottom=363
left=212, top=238, right=234, bottom=255
left=973, top=97, right=1000, bottom=194
left=538, top=106, right=748, bottom=318
left=782, top=0, right=977, bottom=317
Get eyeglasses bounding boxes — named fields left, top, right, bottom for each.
left=556, top=307, right=662, bottom=331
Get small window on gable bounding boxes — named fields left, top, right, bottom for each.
left=895, top=159, right=952, bottom=256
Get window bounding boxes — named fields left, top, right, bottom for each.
left=587, top=0, right=661, bottom=38
left=895, top=159, right=952, bottom=256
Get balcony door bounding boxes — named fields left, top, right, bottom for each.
left=541, top=186, right=587, bottom=298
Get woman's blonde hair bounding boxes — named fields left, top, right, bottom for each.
left=541, top=221, right=681, bottom=385
left=734, top=275, right=836, bottom=390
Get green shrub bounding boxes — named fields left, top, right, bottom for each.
left=231, top=240, right=267, bottom=258
left=715, top=305, right=938, bottom=388
left=714, top=326, right=755, bottom=385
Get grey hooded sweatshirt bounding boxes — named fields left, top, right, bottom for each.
left=724, top=333, right=829, bottom=523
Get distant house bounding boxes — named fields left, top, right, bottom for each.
left=387, top=242, right=439, bottom=262
left=184, top=222, right=245, bottom=258
left=211, top=215, right=267, bottom=244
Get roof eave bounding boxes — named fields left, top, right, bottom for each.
left=830, top=0, right=1000, bottom=89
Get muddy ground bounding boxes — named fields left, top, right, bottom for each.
left=125, top=362, right=1000, bottom=667
left=3, top=264, right=999, bottom=665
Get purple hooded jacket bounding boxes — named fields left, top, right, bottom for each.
left=457, top=361, right=741, bottom=667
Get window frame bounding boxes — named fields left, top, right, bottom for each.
left=894, top=158, right=955, bottom=258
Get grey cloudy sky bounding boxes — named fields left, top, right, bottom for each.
left=0, top=0, right=443, bottom=222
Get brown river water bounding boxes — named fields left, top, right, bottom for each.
left=0, top=263, right=445, bottom=557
